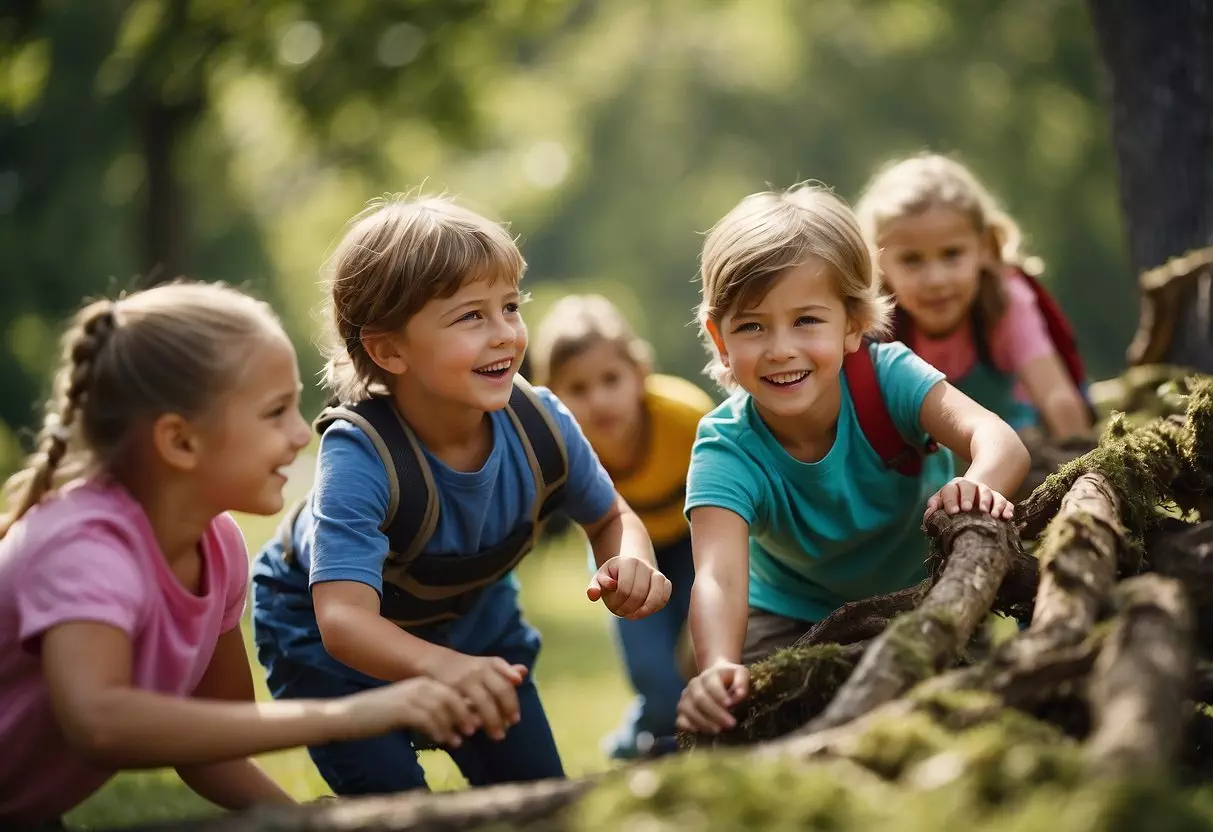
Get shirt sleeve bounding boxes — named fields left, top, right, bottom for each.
left=211, top=512, right=250, bottom=633
left=308, top=420, right=393, bottom=593
left=684, top=430, right=763, bottom=527
left=14, top=525, right=148, bottom=652
left=871, top=340, right=947, bottom=441
left=991, top=272, right=1057, bottom=373
left=534, top=387, right=618, bottom=525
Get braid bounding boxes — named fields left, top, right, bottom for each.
left=0, top=301, right=117, bottom=538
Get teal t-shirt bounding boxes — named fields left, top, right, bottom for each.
left=684, top=341, right=955, bottom=622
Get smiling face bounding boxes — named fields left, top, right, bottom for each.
left=713, top=258, right=862, bottom=424
left=548, top=338, right=647, bottom=455
left=382, top=274, right=528, bottom=413
left=193, top=332, right=311, bottom=516
left=877, top=204, right=993, bottom=337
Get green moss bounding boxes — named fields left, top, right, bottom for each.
left=569, top=753, right=892, bottom=832
left=683, top=644, right=861, bottom=749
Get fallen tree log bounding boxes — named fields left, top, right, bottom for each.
left=801, top=510, right=1018, bottom=733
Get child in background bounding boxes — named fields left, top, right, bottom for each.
left=0, top=282, right=476, bottom=829
left=855, top=152, right=1093, bottom=439
left=532, top=294, right=714, bottom=760
left=251, top=196, right=671, bottom=796
left=676, top=184, right=1030, bottom=736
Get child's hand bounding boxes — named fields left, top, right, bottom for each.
left=338, top=677, right=477, bottom=748
left=586, top=556, right=672, bottom=620
left=924, top=476, right=1014, bottom=522
left=676, top=660, right=750, bottom=734
left=424, top=653, right=528, bottom=741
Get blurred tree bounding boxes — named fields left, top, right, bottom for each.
left=1086, top=0, right=1213, bottom=371
left=0, top=0, right=564, bottom=451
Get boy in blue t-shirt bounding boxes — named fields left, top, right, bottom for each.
left=676, top=184, right=1030, bottom=737
left=251, top=195, right=670, bottom=795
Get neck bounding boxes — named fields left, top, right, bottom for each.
left=117, top=464, right=215, bottom=566
left=391, top=380, right=493, bottom=471
left=753, top=376, right=842, bottom=463
left=594, top=411, right=649, bottom=477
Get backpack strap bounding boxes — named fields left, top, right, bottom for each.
left=845, top=341, right=938, bottom=477
left=313, top=396, right=438, bottom=566
left=503, top=375, right=569, bottom=526
left=309, top=379, right=568, bottom=629
left=1013, top=267, right=1087, bottom=389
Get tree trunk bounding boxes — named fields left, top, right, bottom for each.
left=1086, top=0, right=1213, bottom=371
left=140, top=99, right=195, bottom=285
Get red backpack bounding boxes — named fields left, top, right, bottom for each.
left=844, top=344, right=939, bottom=477
left=890, top=267, right=1088, bottom=391
left=857, top=267, right=1090, bottom=475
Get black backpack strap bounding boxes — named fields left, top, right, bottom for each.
left=313, top=396, right=439, bottom=565
left=504, top=375, right=569, bottom=525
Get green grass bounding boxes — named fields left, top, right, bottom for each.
left=65, top=467, right=636, bottom=829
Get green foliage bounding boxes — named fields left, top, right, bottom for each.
left=0, top=1, right=1133, bottom=472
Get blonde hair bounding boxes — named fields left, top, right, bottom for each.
left=697, top=182, right=892, bottom=390
left=530, top=294, right=653, bottom=387
left=0, top=281, right=284, bottom=539
left=855, top=152, right=1031, bottom=328
left=322, top=194, right=526, bottom=402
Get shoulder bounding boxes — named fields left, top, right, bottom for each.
left=693, top=391, right=755, bottom=448
left=316, top=416, right=389, bottom=476
left=866, top=340, right=942, bottom=384
left=206, top=512, right=249, bottom=567
left=645, top=374, right=717, bottom=420
left=526, top=385, right=584, bottom=444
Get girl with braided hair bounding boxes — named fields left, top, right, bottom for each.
left=0, top=281, right=480, bottom=829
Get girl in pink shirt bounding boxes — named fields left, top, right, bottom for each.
left=856, top=153, right=1093, bottom=439
left=0, top=281, right=480, bottom=828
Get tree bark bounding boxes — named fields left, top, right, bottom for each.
left=140, top=99, right=197, bottom=285
left=1085, top=0, right=1213, bottom=370
left=798, top=511, right=1018, bottom=734
left=1085, top=574, right=1195, bottom=776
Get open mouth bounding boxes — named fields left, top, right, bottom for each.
left=474, top=358, right=513, bottom=379
left=761, top=370, right=810, bottom=388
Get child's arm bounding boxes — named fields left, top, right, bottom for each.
left=40, top=620, right=476, bottom=768
left=312, top=580, right=523, bottom=741
left=919, top=381, right=1031, bottom=519
left=582, top=492, right=669, bottom=620
left=174, top=627, right=294, bottom=808
left=1017, top=354, right=1093, bottom=439
left=676, top=506, right=751, bottom=735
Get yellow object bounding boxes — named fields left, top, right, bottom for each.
left=612, top=374, right=716, bottom=549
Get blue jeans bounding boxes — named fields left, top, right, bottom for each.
left=251, top=544, right=564, bottom=795
left=603, top=535, right=695, bottom=756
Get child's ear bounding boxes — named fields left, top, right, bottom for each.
left=705, top=319, right=730, bottom=367
left=152, top=412, right=201, bottom=472
left=362, top=330, right=408, bottom=375
left=843, top=315, right=865, bottom=355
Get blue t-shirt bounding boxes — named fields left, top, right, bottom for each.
left=252, top=387, right=617, bottom=682
left=684, top=341, right=954, bottom=623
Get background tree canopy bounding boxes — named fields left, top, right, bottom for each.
left=0, top=0, right=1131, bottom=474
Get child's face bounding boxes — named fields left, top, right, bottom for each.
left=549, top=340, right=646, bottom=453
left=396, top=275, right=528, bottom=413
left=877, top=204, right=991, bottom=337
left=713, top=258, right=862, bottom=421
left=194, top=332, right=311, bottom=516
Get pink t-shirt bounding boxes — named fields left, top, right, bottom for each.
left=0, top=478, right=248, bottom=823
left=909, top=269, right=1057, bottom=399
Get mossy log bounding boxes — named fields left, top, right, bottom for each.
left=800, top=511, right=1019, bottom=733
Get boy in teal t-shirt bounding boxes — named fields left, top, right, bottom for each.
left=676, top=183, right=1030, bottom=737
